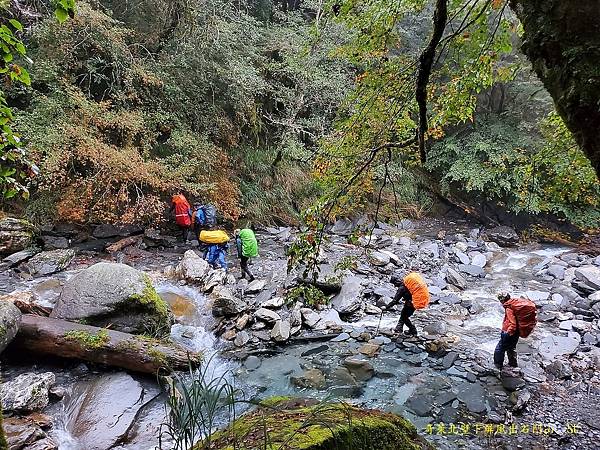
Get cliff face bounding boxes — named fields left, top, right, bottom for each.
left=511, top=0, right=600, bottom=177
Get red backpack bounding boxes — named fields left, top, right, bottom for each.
left=172, top=194, right=191, bottom=227
left=508, top=298, right=538, bottom=338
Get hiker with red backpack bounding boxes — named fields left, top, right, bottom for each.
left=170, top=194, right=192, bottom=241
left=494, top=293, right=538, bottom=369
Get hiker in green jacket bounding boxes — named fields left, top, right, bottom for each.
left=235, top=228, right=258, bottom=281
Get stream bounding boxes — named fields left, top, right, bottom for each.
left=1, top=219, right=599, bottom=450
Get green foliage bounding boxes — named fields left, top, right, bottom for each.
left=64, top=328, right=110, bottom=349
left=286, top=203, right=327, bottom=276
left=286, top=284, right=329, bottom=307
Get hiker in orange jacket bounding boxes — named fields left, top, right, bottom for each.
left=169, top=194, right=192, bottom=241
left=391, top=272, right=430, bottom=336
left=494, top=293, right=537, bottom=369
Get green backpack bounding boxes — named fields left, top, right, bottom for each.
left=239, top=229, right=258, bottom=257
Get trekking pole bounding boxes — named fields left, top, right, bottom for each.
left=375, top=310, right=384, bottom=336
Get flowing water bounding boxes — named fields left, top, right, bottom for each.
left=12, top=238, right=573, bottom=449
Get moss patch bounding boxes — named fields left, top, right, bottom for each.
left=64, top=329, right=110, bottom=350
left=128, top=275, right=172, bottom=337
left=196, top=397, right=434, bottom=450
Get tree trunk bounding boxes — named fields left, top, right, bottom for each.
left=510, top=0, right=600, bottom=178
left=11, top=315, right=201, bottom=375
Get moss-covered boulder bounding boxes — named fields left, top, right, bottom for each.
left=197, top=398, right=434, bottom=450
left=50, top=262, right=173, bottom=336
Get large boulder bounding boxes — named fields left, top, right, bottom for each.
left=483, top=226, right=519, bottom=247
left=51, top=262, right=172, bottom=335
left=330, top=218, right=354, bottom=236
left=175, top=250, right=211, bottom=283
left=573, top=266, right=600, bottom=293
left=200, top=397, right=433, bottom=450
left=211, top=286, right=247, bottom=316
left=331, top=277, right=364, bottom=315
left=1, top=372, right=55, bottom=412
left=0, top=300, right=22, bottom=353
left=0, top=217, right=34, bottom=255
left=21, top=249, right=76, bottom=277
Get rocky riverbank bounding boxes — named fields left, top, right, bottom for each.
left=0, top=216, right=599, bottom=449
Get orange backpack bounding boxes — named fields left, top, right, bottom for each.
left=507, top=298, right=538, bottom=338
left=172, top=194, right=191, bottom=227
left=404, top=272, right=430, bottom=309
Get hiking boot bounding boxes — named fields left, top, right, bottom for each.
left=248, top=276, right=256, bottom=282
left=406, top=327, right=418, bottom=336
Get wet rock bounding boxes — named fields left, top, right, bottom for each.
left=370, top=336, right=391, bottom=345
left=423, top=322, right=448, bottom=336
left=442, top=352, right=458, bottom=369
left=546, top=359, right=573, bottom=379
left=343, top=357, right=375, bottom=381
left=143, top=228, right=177, bottom=247
left=51, top=262, right=172, bottom=334
left=222, top=329, right=236, bottom=340
left=271, top=320, right=291, bottom=342
left=331, top=276, right=363, bottom=315
left=301, top=345, right=329, bottom=357
left=458, top=264, right=485, bottom=278
left=406, top=393, right=433, bottom=417
left=0, top=300, right=21, bottom=353
left=1, top=372, right=55, bottom=412
left=0, top=217, right=35, bottom=255
left=234, top=331, right=251, bottom=347
left=291, top=368, right=326, bottom=389
left=236, top=314, right=251, bottom=330
left=446, top=268, right=467, bottom=289
left=538, top=334, right=581, bottom=360
left=203, top=269, right=228, bottom=292
left=22, top=249, right=75, bottom=277
left=260, top=296, right=284, bottom=309
left=364, top=303, right=382, bottom=315
left=483, top=226, right=519, bottom=247
left=255, top=307, right=281, bottom=324
left=244, top=355, right=261, bottom=370
left=2, top=247, right=39, bottom=268
left=4, top=416, right=50, bottom=450
left=331, top=332, right=350, bottom=342
left=547, top=265, right=566, bottom=280
left=457, top=383, right=487, bottom=413
left=67, top=372, right=159, bottom=450
left=376, top=296, right=395, bottom=309
left=358, top=343, right=380, bottom=357
left=330, top=218, right=354, bottom=236
left=212, top=286, right=247, bottom=316
left=246, top=279, right=266, bottom=294
left=470, top=252, right=487, bottom=268
left=175, top=250, right=210, bottom=283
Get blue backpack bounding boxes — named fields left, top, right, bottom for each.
left=194, top=207, right=206, bottom=226
left=202, top=204, right=217, bottom=227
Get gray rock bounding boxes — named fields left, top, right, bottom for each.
left=457, top=383, right=487, bottom=413
left=574, top=266, right=600, bottom=291
left=271, top=320, right=291, bottom=342
left=51, top=262, right=172, bottom=334
left=559, top=319, right=593, bottom=332
left=583, top=332, right=598, bottom=345
left=331, top=332, right=351, bottom=342
left=538, top=334, right=580, bottom=360
left=547, top=265, right=566, bottom=280
left=331, top=218, right=354, bottom=236
left=0, top=300, right=21, bottom=353
left=370, top=251, right=390, bottom=266
left=291, top=368, right=325, bottom=389
left=260, top=296, right=284, bottom=309
left=501, top=375, right=525, bottom=391
left=406, top=394, right=433, bottom=417
left=300, top=308, right=321, bottom=328
left=458, top=264, right=485, bottom=278
left=246, top=279, right=266, bottom=294
left=212, top=286, right=247, bottom=316
left=331, top=277, right=364, bottom=315
left=0, top=217, right=34, bottom=255
left=203, top=269, right=228, bottom=292
left=41, top=235, right=69, bottom=250
left=22, top=249, right=75, bottom=277
left=176, top=250, right=210, bottom=283
left=546, top=359, right=573, bottom=379
left=244, top=355, right=261, bottom=370
left=66, top=372, right=158, bottom=450
left=1, top=372, right=55, bottom=412
left=255, top=308, right=281, bottom=324
left=423, top=322, right=448, bottom=336
left=234, top=331, right=250, bottom=347
left=2, top=248, right=39, bottom=267
left=446, top=268, right=467, bottom=290
left=455, top=250, right=470, bottom=265
left=525, top=290, right=550, bottom=302
left=343, top=357, right=375, bottom=381
left=470, top=252, right=487, bottom=268
left=376, top=296, right=395, bottom=309
left=93, top=224, right=143, bottom=239
left=483, top=226, right=519, bottom=247
left=442, top=352, right=458, bottom=369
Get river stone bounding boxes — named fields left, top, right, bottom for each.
left=546, top=359, right=573, bottom=379
left=343, top=357, right=375, bottom=381
left=547, top=265, right=566, bottom=280
left=92, top=224, right=142, bottom=239
left=331, top=277, right=363, bottom=315
left=300, top=308, right=321, bottom=328
left=246, top=279, right=266, bottom=294
left=0, top=217, right=35, bottom=255
left=331, top=332, right=351, bottom=342
left=291, top=369, right=326, bottom=389
left=0, top=300, right=21, bottom=353
left=457, top=383, right=487, bottom=413
left=442, top=352, right=458, bottom=369
left=458, top=264, right=485, bottom=278
left=365, top=303, right=383, bottom=314
left=22, top=249, right=75, bottom=277
left=446, top=268, right=467, bottom=290
left=271, top=320, right=291, bottom=342
left=260, top=296, right=284, bottom=308
left=244, top=355, right=261, bottom=370
left=68, top=372, right=158, bottom=450
left=559, top=319, right=593, bottom=333
left=176, top=250, right=210, bottom=283
left=2, top=247, right=39, bottom=268
left=370, top=251, right=390, bottom=266
left=574, top=266, right=600, bottom=291
left=330, top=218, right=353, bottom=236
left=3, top=416, right=50, bottom=450
left=406, top=394, right=433, bottom=417
left=470, top=252, right=487, bottom=268
left=1, top=372, right=55, bottom=412
left=51, top=262, right=172, bottom=334
left=525, top=290, right=550, bottom=302
left=483, top=226, right=519, bottom=247
left=501, top=375, right=525, bottom=392
left=255, top=307, right=281, bottom=323
left=41, top=235, right=70, bottom=250
left=538, top=334, right=581, bottom=360
left=212, top=286, right=247, bottom=316
left=358, top=343, right=380, bottom=357
left=234, top=331, right=251, bottom=347
left=454, top=250, right=470, bottom=265
left=423, top=322, right=447, bottom=336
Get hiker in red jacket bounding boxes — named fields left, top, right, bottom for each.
left=494, top=293, right=537, bottom=369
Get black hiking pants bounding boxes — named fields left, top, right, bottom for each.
left=397, top=300, right=417, bottom=335
left=494, top=331, right=519, bottom=368
left=240, top=255, right=254, bottom=280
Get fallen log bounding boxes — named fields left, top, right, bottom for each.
left=106, top=235, right=142, bottom=253
left=11, top=315, right=201, bottom=375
